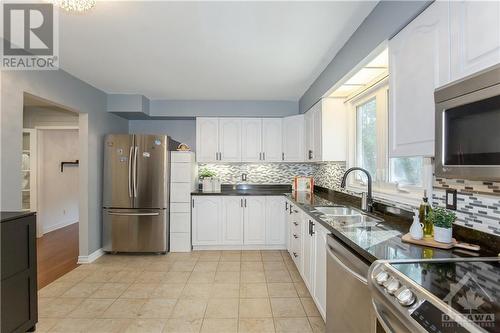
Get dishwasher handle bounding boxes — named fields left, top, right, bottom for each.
left=327, top=244, right=367, bottom=285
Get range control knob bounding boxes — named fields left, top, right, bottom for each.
left=396, top=288, right=416, bottom=307
left=375, top=271, right=389, bottom=285
left=385, top=277, right=400, bottom=295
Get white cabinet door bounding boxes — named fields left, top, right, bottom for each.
left=302, top=214, right=315, bottom=291
left=286, top=201, right=294, bottom=255
left=313, top=106, right=323, bottom=162
left=313, top=223, right=328, bottom=320
left=389, top=1, right=450, bottom=157
left=282, top=115, right=304, bottom=162
left=196, top=118, right=219, bottom=162
left=192, top=196, right=221, bottom=245
left=219, top=118, right=242, bottom=162
left=265, top=196, right=286, bottom=245
left=262, top=118, right=283, bottom=162
left=222, top=197, right=244, bottom=245
left=450, top=0, right=500, bottom=81
left=241, top=118, right=262, bottom=162
left=243, top=196, right=266, bottom=245
left=304, top=109, right=314, bottom=161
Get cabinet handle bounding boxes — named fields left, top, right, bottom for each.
left=192, top=199, right=194, bottom=208
left=309, top=220, right=315, bottom=236
left=241, top=198, right=243, bottom=207
left=262, top=152, right=265, bottom=160
left=293, top=234, right=298, bottom=239
left=293, top=252, right=298, bottom=258
left=285, top=202, right=288, bottom=211
left=219, top=152, right=222, bottom=160
left=244, top=198, right=247, bottom=207
left=293, top=222, right=298, bottom=226
left=293, top=209, right=299, bottom=213
left=282, top=152, right=285, bottom=161
left=289, top=205, right=293, bottom=215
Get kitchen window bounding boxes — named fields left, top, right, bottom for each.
left=347, top=78, right=426, bottom=203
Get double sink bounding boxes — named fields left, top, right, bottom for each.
left=314, top=205, right=382, bottom=227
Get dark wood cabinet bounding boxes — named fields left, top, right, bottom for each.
left=1, top=212, right=38, bottom=333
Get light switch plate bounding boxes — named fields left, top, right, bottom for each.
left=445, top=189, right=457, bottom=210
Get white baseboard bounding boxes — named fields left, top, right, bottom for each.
left=43, top=220, right=78, bottom=234
left=77, top=248, right=104, bottom=264
left=193, top=244, right=286, bottom=251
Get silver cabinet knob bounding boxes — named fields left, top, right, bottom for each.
left=384, top=277, right=400, bottom=295
left=293, top=234, right=298, bottom=239
left=375, top=271, right=389, bottom=285
left=396, top=288, right=416, bottom=307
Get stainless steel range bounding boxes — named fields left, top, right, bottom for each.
left=369, top=258, right=500, bottom=333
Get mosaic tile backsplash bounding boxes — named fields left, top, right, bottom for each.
left=433, top=178, right=500, bottom=236
left=198, top=162, right=346, bottom=190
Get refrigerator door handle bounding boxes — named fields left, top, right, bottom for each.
left=133, top=146, right=138, bottom=197
left=128, top=146, right=133, bottom=197
left=107, top=211, right=160, bottom=216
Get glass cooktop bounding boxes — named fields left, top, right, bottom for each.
left=392, top=259, right=500, bottom=333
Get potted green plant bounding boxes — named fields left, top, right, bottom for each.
left=427, top=207, right=456, bottom=243
left=199, top=168, right=217, bottom=192
left=199, top=168, right=216, bottom=179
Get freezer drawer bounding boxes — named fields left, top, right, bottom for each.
left=103, top=208, right=167, bottom=253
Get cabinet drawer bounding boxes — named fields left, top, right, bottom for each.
left=170, top=212, right=190, bottom=232
left=171, top=202, right=190, bottom=213
left=171, top=166, right=192, bottom=182
left=171, top=183, right=192, bottom=203
left=170, top=232, right=191, bottom=252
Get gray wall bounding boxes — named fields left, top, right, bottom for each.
left=1, top=69, right=128, bottom=255
left=299, top=0, right=432, bottom=113
left=129, top=120, right=196, bottom=152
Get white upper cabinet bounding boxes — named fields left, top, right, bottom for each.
left=388, top=1, right=450, bottom=157
left=262, top=118, right=283, bottom=162
left=265, top=196, right=286, bottom=245
left=196, top=118, right=219, bottom=162
left=222, top=197, right=244, bottom=245
left=282, top=115, right=305, bottom=162
left=219, top=118, right=242, bottom=162
left=241, top=118, right=263, bottom=162
left=243, top=196, right=266, bottom=245
left=450, top=0, right=500, bottom=81
left=304, top=98, right=347, bottom=162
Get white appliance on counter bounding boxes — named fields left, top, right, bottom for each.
left=170, top=151, right=197, bottom=252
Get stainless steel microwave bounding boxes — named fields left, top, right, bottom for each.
left=435, top=63, right=500, bottom=181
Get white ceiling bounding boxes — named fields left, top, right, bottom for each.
left=58, top=1, right=377, bottom=101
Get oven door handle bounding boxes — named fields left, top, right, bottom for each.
left=327, top=245, right=367, bottom=285
left=371, top=299, right=397, bottom=333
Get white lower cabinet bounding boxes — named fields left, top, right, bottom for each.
left=192, top=195, right=285, bottom=248
left=312, top=222, right=328, bottom=320
left=192, top=196, right=222, bottom=245
left=243, top=196, right=267, bottom=245
left=302, top=214, right=315, bottom=291
left=222, top=197, right=244, bottom=245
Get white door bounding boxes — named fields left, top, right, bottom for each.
left=313, top=223, right=328, bottom=320
left=304, top=110, right=314, bottom=161
left=241, top=118, right=262, bottom=162
left=450, top=0, right=500, bottom=81
left=302, top=214, right=315, bottom=291
left=262, top=118, right=283, bottom=162
left=389, top=1, right=450, bottom=157
left=243, top=196, right=266, bottom=245
left=282, top=115, right=305, bottom=162
left=219, top=118, right=242, bottom=162
left=265, top=196, right=286, bottom=245
left=192, top=196, right=221, bottom=245
left=196, top=118, right=219, bottom=162
left=313, top=106, right=323, bottom=162
left=222, top=196, right=244, bottom=245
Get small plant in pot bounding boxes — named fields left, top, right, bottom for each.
left=428, top=207, right=456, bottom=243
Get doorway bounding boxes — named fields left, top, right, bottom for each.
left=23, top=94, right=81, bottom=288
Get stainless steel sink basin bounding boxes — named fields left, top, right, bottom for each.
left=314, top=206, right=361, bottom=216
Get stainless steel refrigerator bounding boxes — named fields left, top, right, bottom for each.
left=102, top=134, right=178, bottom=253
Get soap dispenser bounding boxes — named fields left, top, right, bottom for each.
left=409, top=209, right=424, bottom=240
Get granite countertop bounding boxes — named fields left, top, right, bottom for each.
left=191, top=184, right=292, bottom=196
left=285, top=190, right=498, bottom=264
left=0, top=211, right=36, bottom=223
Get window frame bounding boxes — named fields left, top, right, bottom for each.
left=346, top=77, right=431, bottom=206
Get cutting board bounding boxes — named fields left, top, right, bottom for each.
left=402, top=233, right=480, bottom=251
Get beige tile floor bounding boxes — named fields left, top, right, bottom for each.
left=35, top=250, right=325, bottom=333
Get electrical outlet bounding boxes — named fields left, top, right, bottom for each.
left=445, top=189, right=457, bottom=210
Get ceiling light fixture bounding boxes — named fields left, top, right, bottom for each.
left=52, top=0, right=96, bottom=13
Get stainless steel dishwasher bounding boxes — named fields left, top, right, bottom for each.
left=326, top=234, right=377, bottom=333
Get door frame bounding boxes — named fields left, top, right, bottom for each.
left=35, top=126, right=79, bottom=238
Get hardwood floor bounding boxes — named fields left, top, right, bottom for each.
left=37, top=222, right=79, bottom=289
